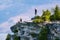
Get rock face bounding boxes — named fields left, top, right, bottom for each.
left=10, top=22, right=41, bottom=40
left=10, top=21, right=60, bottom=40
left=46, top=23, right=60, bottom=40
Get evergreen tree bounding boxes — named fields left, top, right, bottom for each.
left=38, top=26, right=48, bottom=40
left=6, top=34, right=11, bottom=40
left=33, top=16, right=41, bottom=19
left=50, top=15, right=56, bottom=21
left=54, top=5, right=60, bottom=20
left=55, top=37, right=60, bottom=40
left=32, top=16, right=44, bottom=23
left=14, top=35, right=20, bottom=40
left=42, top=10, right=51, bottom=21
left=33, top=18, right=44, bottom=23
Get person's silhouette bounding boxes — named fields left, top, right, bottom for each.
left=35, top=9, right=37, bottom=16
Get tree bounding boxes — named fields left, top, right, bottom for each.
left=50, top=15, right=56, bottom=21
left=31, top=16, right=41, bottom=20
left=32, top=16, right=44, bottom=23
left=38, top=26, right=48, bottom=40
left=14, top=35, right=20, bottom=40
left=42, top=10, right=51, bottom=21
left=6, top=34, right=11, bottom=40
left=33, top=19, right=44, bottom=23
left=55, top=37, right=60, bottom=40
left=53, top=5, right=60, bottom=20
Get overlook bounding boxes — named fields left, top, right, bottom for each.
left=6, top=5, right=60, bottom=40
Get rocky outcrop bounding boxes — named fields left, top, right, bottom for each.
left=9, top=21, right=60, bottom=40
left=10, top=22, right=41, bottom=40
left=46, top=23, right=60, bottom=40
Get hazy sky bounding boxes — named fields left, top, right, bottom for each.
left=0, top=0, right=60, bottom=40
